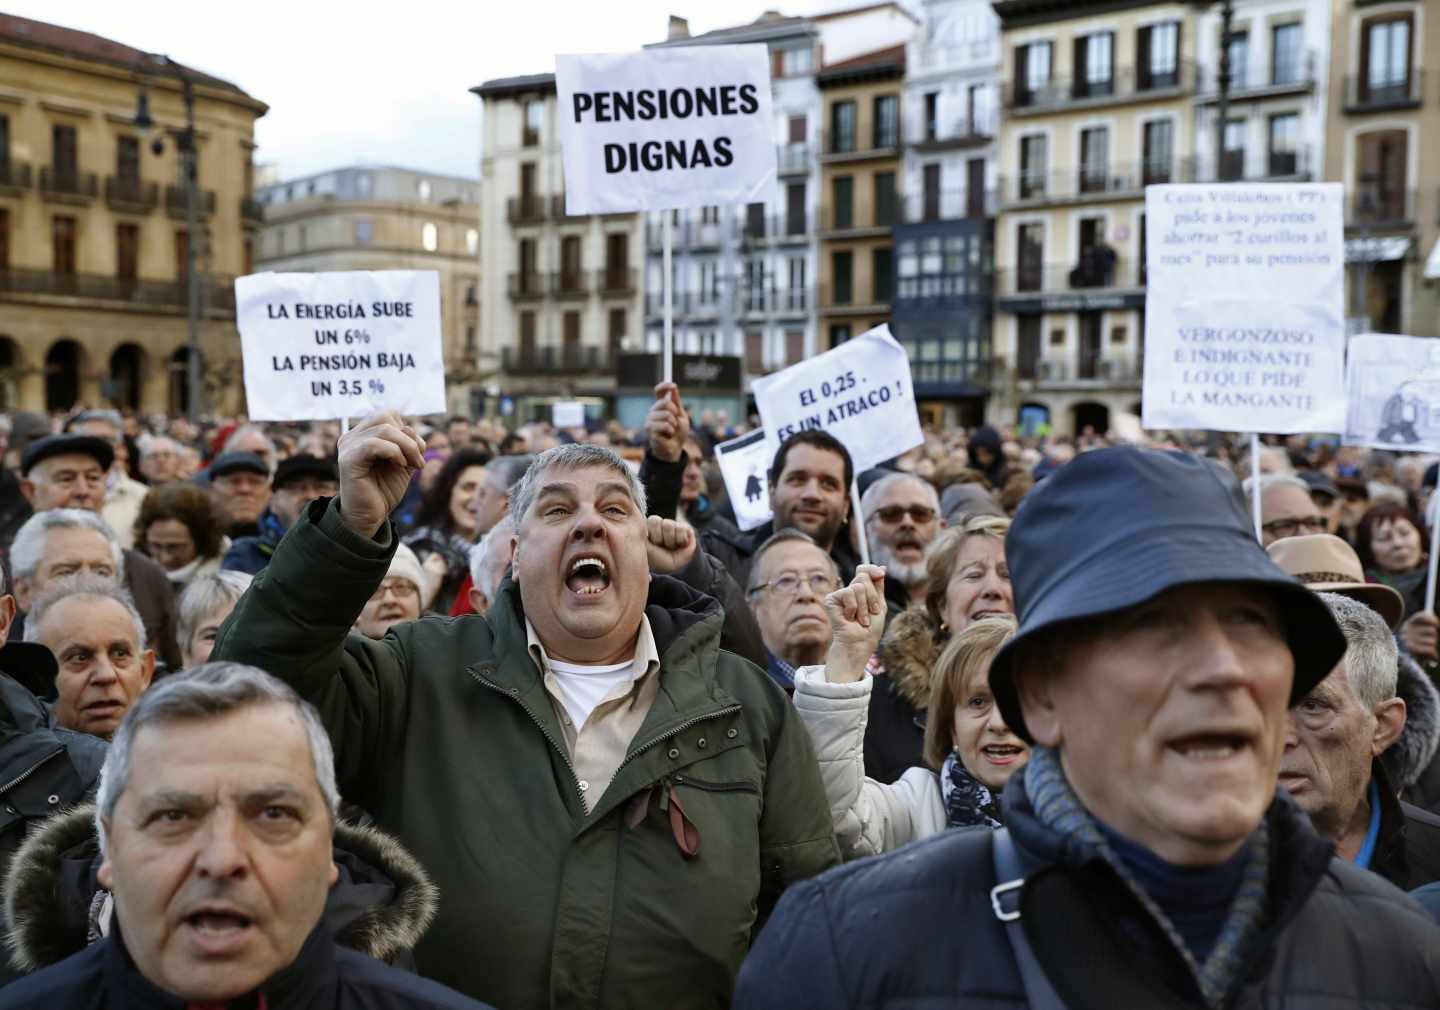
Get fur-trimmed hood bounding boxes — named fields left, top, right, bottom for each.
left=1383, top=650, right=1440, bottom=791
left=876, top=607, right=942, bottom=711
left=2, top=804, right=439, bottom=975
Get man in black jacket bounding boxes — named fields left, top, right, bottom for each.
left=0, top=661, right=488, bottom=1010
left=737, top=447, right=1440, bottom=1009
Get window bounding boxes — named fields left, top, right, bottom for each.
left=1355, top=129, right=1408, bottom=222
left=1017, top=316, right=1041, bottom=379
left=786, top=182, right=805, bottom=235
left=1079, top=127, right=1109, bottom=193
left=519, top=311, right=536, bottom=357
left=1227, top=30, right=1249, bottom=90
left=967, top=84, right=994, bottom=135
left=923, top=92, right=939, bottom=141
left=1074, top=32, right=1114, bottom=98
left=788, top=114, right=806, bottom=145
left=872, top=247, right=893, bottom=303
left=53, top=216, right=77, bottom=274
left=417, top=179, right=432, bottom=201
left=923, top=163, right=941, bottom=221
left=781, top=47, right=813, bottom=76
left=519, top=237, right=538, bottom=288
left=786, top=330, right=804, bottom=364
left=1363, top=16, right=1412, bottom=103
left=0, top=115, right=9, bottom=170
left=701, top=205, right=719, bottom=225
left=832, top=251, right=853, bottom=305
left=0, top=208, right=9, bottom=269
left=355, top=219, right=373, bottom=244
left=523, top=100, right=543, bottom=146
left=1019, top=134, right=1047, bottom=198
left=605, top=233, right=629, bottom=288
left=1016, top=222, right=1043, bottom=292
left=115, top=223, right=139, bottom=281
left=1271, top=23, right=1302, bottom=85
left=465, top=326, right=477, bottom=353
left=832, top=176, right=854, bottom=229
left=421, top=222, right=438, bottom=252
left=787, top=256, right=807, bottom=311
left=829, top=324, right=852, bottom=347
left=1143, top=120, right=1174, bottom=184
left=874, top=172, right=897, bottom=226
left=1138, top=21, right=1180, bottom=90
left=466, top=228, right=479, bottom=255
left=873, top=94, right=899, bottom=148
left=745, top=202, right=765, bottom=239
left=116, top=136, right=140, bottom=182
left=608, top=308, right=626, bottom=353
left=563, top=311, right=580, bottom=353
left=1221, top=118, right=1245, bottom=180
left=1014, top=41, right=1052, bottom=107
left=745, top=331, right=764, bottom=373
left=52, top=124, right=78, bottom=178
left=831, top=100, right=856, bottom=153
left=1267, top=113, right=1299, bottom=177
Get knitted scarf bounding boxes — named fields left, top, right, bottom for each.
left=940, top=752, right=1003, bottom=829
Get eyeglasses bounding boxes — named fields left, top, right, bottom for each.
left=1261, top=515, right=1329, bottom=538
left=748, top=573, right=839, bottom=598
left=870, top=505, right=938, bottom=525
left=372, top=578, right=420, bottom=601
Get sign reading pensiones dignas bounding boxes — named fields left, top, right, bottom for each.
left=235, top=271, right=446, bottom=422
left=554, top=45, right=777, bottom=215
left=1142, top=183, right=1346, bottom=434
left=751, top=324, right=924, bottom=474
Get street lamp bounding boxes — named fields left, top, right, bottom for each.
left=133, top=55, right=203, bottom=424
left=1194, top=1, right=1236, bottom=181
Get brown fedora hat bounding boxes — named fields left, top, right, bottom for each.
left=1265, top=534, right=1405, bottom=630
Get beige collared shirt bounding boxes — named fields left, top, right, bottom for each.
left=526, top=616, right=662, bottom=812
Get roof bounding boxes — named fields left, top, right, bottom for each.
left=991, top=0, right=1162, bottom=29
left=646, top=12, right=812, bottom=48
left=0, top=13, right=256, bottom=100
left=470, top=72, right=556, bottom=100
left=810, top=2, right=919, bottom=24
left=816, top=43, right=906, bottom=86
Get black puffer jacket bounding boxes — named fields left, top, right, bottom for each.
left=736, top=775, right=1440, bottom=1009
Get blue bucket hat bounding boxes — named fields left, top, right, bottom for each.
left=988, top=446, right=1347, bottom=743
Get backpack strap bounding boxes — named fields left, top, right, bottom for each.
left=990, top=827, right=1068, bottom=1010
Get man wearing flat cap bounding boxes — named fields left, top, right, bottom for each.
left=737, top=446, right=1440, bottom=1009
left=223, top=454, right=339, bottom=576
left=206, top=451, right=274, bottom=541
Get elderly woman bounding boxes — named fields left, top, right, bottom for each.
left=354, top=544, right=425, bottom=640
left=133, top=482, right=229, bottom=591
left=864, top=514, right=1014, bottom=783
left=175, top=570, right=253, bottom=670
left=403, top=447, right=489, bottom=613
left=1357, top=503, right=1429, bottom=619
left=793, top=571, right=1027, bottom=859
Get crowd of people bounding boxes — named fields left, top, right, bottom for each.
left=0, top=394, right=1433, bottom=1008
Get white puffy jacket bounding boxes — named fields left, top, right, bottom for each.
left=792, top=664, right=946, bottom=859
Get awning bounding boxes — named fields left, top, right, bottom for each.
left=1345, top=236, right=1412, bottom=264
left=1425, top=237, right=1440, bottom=279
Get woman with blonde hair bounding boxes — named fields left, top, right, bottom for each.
left=793, top=567, right=1030, bottom=859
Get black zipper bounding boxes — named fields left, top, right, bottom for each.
left=672, top=773, right=759, bottom=795
left=468, top=668, right=585, bottom=800
left=615, top=704, right=743, bottom=775
left=0, top=746, right=64, bottom=795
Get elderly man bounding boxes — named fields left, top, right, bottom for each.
left=861, top=472, right=944, bottom=612
left=1247, top=473, right=1329, bottom=547
left=137, top=436, right=183, bottom=486
left=9, top=509, right=123, bottom=625
left=736, top=446, right=1440, bottom=1009
left=207, top=452, right=273, bottom=540
left=465, top=517, right=515, bottom=617
left=25, top=576, right=154, bottom=741
left=471, top=455, right=532, bottom=539
left=12, top=436, right=180, bottom=670
left=65, top=410, right=149, bottom=549
left=211, top=412, right=837, bottom=1008
left=0, top=662, right=489, bottom=1009
left=218, top=423, right=278, bottom=473
left=354, top=544, right=424, bottom=640
left=1280, top=592, right=1440, bottom=888
left=746, top=529, right=841, bottom=692
left=224, top=453, right=339, bottom=575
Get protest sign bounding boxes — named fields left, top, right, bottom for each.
left=552, top=401, right=586, bottom=429
left=1142, top=183, right=1345, bottom=433
left=554, top=45, right=776, bottom=215
left=751, top=324, right=924, bottom=474
left=715, top=428, right=774, bottom=532
left=235, top=271, right=445, bottom=421
left=1344, top=332, right=1440, bottom=453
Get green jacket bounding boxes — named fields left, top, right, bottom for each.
left=212, top=499, right=839, bottom=1010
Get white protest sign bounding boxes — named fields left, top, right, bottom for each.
left=715, top=428, right=774, bottom=532
left=1344, top=332, right=1440, bottom=452
left=235, top=271, right=444, bottom=421
left=555, top=45, right=776, bottom=215
left=1143, top=183, right=1345, bottom=433
left=552, top=401, right=586, bottom=429
left=751, top=324, right=924, bottom=473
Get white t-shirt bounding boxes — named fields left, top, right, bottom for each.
left=546, top=658, right=636, bottom=730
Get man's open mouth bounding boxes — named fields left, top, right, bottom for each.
left=566, top=556, right=611, bottom=596
left=1168, top=733, right=1250, bottom=762
left=185, top=909, right=254, bottom=936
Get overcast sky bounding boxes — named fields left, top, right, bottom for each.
left=14, top=1, right=818, bottom=182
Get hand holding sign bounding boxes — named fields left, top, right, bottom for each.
left=646, top=382, right=690, bottom=463
left=337, top=411, right=426, bottom=539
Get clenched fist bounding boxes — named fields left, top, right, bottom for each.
left=823, top=564, right=887, bottom=684
left=337, top=412, right=426, bottom=539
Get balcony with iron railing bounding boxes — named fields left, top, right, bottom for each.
left=105, top=176, right=159, bottom=213
left=643, top=290, right=725, bottom=318
left=598, top=267, right=636, bottom=296
left=240, top=196, right=264, bottom=224
left=820, top=126, right=904, bottom=163
left=818, top=204, right=900, bottom=236
left=1196, top=50, right=1317, bottom=101
left=507, top=194, right=549, bottom=225
left=1004, top=61, right=1197, bottom=113
left=738, top=286, right=813, bottom=317
left=909, top=111, right=998, bottom=150
left=1179, top=144, right=1315, bottom=184
left=818, top=281, right=894, bottom=313
left=0, top=161, right=31, bottom=194
left=39, top=167, right=97, bottom=204
left=549, top=270, right=590, bottom=299
left=644, top=218, right=728, bottom=251
left=1018, top=355, right=1142, bottom=385
left=1348, top=186, right=1416, bottom=229
left=506, top=271, right=546, bottom=300
left=996, top=257, right=1142, bottom=299
left=0, top=267, right=235, bottom=312
left=738, top=212, right=811, bottom=244
left=501, top=345, right=612, bottom=375
left=912, top=39, right=1000, bottom=71
left=164, top=185, right=216, bottom=219
left=777, top=143, right=811, bottom=175
left=901, top=187, right=998, bottom=222
left=1343, top=71, right=1424, bottom=112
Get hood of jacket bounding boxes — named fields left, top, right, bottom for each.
left=0, top=642, right=59, bottom=706
left=1382, top=649, right=1440, bottom=790
left=876, top=606, right=941, bottom=711
left=3, top=804, right=439, bottom=974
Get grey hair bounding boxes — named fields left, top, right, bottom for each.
left=176, top=571, right=254, bottom=658
left=1242, top=472, right=1311, bottom=502
left=24, top=574, right=146, bottom=651
left=10, top=509, right=123, bottom=583
left=224, top=423, right=277, bottom=455
left=747, top=527, right=838, bottom=594
left=469, top=516, right=515, bottom=599
left=487, top=454, right=535, bottom=493
left=1316, top=591, right=1398, bottom=711
left=140, top=436, right=182, bottom=460
left=70, top=409, right=124, bottom=434
left=861, top=472, right=940, bottom=522
left=508, top=444, right=647, bottom=530
left=94, top=661, right=340, bottom=856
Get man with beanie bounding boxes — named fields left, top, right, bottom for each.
left=737, top=446, right=1440, bottom=1009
